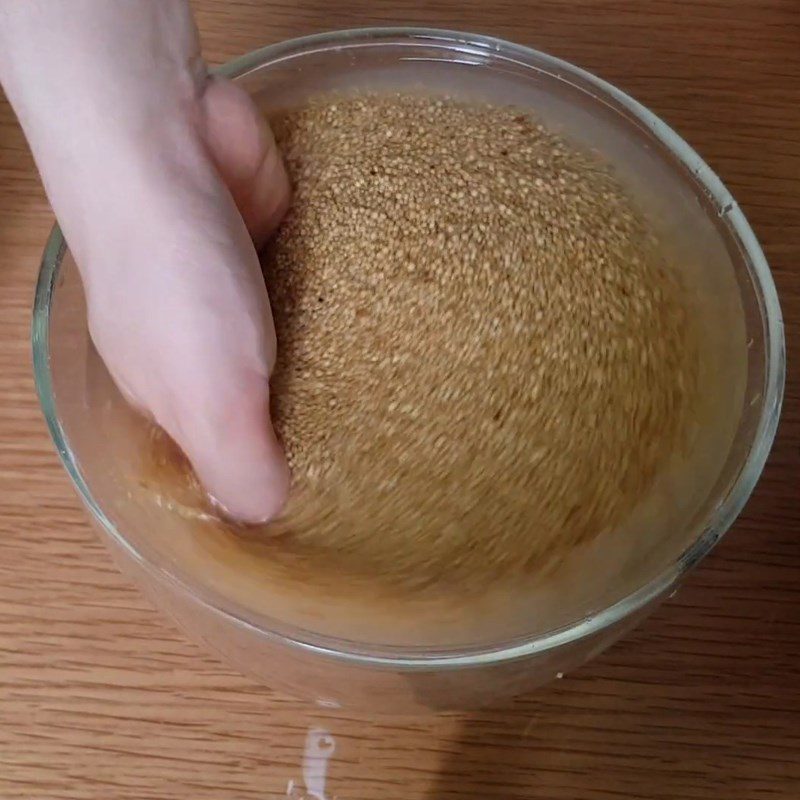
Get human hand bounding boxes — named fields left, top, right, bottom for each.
left=0, top=2, right=291, bottom=521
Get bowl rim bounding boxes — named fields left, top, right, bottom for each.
left=32, top=26, right=785, bottom=669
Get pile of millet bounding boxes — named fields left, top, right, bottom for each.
left=155, top=92, right=699, bottom=593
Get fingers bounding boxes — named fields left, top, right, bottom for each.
left=200, top=76, right=291, bottom=248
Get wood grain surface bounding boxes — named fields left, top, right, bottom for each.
left=1, top=1, right=799, bottom=798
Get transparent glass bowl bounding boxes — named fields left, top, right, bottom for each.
left=33, top=28, right=784, bottom=712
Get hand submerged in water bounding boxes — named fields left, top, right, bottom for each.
left=0, top=1, right=291, bottom=521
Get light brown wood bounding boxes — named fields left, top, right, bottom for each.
left=1, top=2, right=799, bottom=798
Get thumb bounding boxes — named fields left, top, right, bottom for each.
left=162, top=365, right=290, bottom=524
left=78, top=142, right=291, bottom=524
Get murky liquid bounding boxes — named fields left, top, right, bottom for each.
left=88, top=65, right=747, bottom=651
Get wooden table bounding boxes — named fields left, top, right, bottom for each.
left=1, top=2, right=798, bottom=798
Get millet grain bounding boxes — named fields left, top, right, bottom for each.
left=151, top=92, right=698, bottom=594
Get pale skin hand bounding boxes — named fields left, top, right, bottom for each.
left=0, top=1, right=291, bottom=522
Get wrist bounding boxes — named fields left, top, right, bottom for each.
left=0, top=2, right=216, bottom=271
left=0, top=0, right=207, bottom=176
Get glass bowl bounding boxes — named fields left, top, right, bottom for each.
left=32, top=27, right=784, bottom=712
